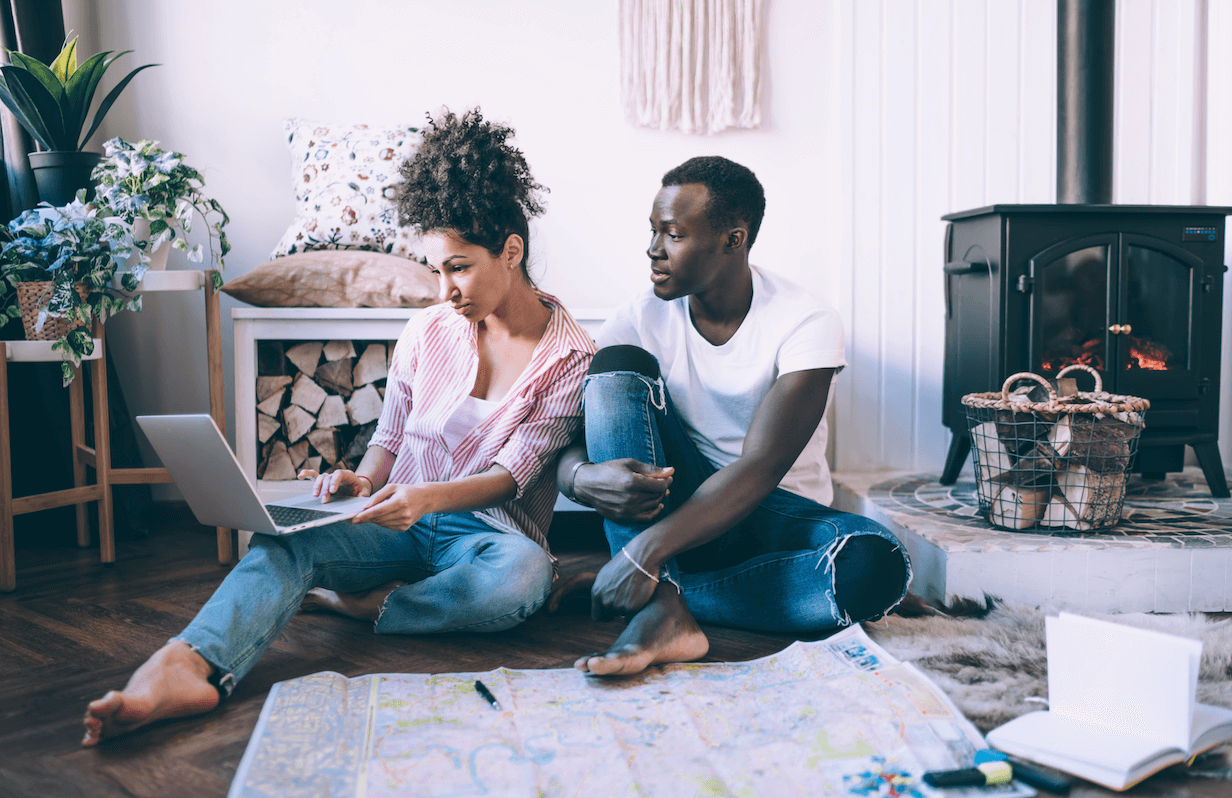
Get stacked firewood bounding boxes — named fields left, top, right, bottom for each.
left=255, top=339, right=396, bottom=480
left=963, top=368, right=1149, bottom=532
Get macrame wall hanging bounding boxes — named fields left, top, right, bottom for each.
left=619, top=0, right=764, bottom=135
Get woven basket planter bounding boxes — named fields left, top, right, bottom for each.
left=15, top=280, right=90, bottom=341
left=961, top=365, right=1150, bottom=532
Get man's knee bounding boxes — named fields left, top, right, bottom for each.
left=589, top=345, right=659, bottom=379
left=833, top=534, right=910, bottom=623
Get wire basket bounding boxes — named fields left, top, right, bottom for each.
left=961, top=365, right=1149, bottom=532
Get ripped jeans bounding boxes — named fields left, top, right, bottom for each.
left=583, top=346, right=911, bottom=634
left=175, top=513, right=553, bottom=697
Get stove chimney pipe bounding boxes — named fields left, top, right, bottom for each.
left=1057, top=0, right=1115, bottom=204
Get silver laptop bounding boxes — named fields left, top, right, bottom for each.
left=136, top=414, right=371, bottom=534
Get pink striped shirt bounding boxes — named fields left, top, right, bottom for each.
left=368, top=291, right=595, bottom=555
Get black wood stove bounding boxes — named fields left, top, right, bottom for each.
left=938, top=0, right=1229, bottom=498
left=939, top=204, right=1229, bottom=497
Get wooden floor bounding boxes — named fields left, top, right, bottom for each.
left=0, top=506, right=801, bottom=798
left=2, top=505, right=1229, bottom=798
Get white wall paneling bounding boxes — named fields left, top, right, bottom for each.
left=61, top=0, right=1231, bottom=480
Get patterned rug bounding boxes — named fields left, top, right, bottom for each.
left=866, top=469, right=1232, bottom=549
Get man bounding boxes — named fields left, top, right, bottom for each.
left=553, top=156, right=911, bottom=676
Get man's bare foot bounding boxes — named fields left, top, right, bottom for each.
left=300, top=580, right=404, bottom=621
left=575, top=583, right=709, bottom=676
left=82, top=640, right=219, bottom=747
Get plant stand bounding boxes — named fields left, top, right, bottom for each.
left=0, top=270, right=229, bottom=592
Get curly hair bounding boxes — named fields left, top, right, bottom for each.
left=396, top=108, right=547, bottom=272
left=662, top=156, right=766, bottom=249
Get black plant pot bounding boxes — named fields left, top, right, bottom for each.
left=28, top=151, right=102, bottom=206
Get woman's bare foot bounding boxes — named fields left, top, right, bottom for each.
left=300, top=580, right=404, bottom=621
left=82, top=640, right=219, bottom=747
left=574, top=583, right=709, bottom=676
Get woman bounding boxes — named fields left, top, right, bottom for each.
left=82, top=108, right=595, bottom=746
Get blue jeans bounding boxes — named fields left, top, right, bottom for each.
left=176, top=513, right=553, bottom=696
left=583, top=347, right=911, bottom=634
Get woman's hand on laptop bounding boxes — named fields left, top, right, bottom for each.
left=350, top=484, right=430, bottom=531
left=298, top=468, right=374, bottom=502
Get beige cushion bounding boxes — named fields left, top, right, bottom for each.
left=221, top=251, right=440, bottom=308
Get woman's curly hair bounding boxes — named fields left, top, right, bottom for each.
left=396, top=108, right=546, bottom=272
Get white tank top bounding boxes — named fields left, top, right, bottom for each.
left=442, top=394, right=499, bottom=452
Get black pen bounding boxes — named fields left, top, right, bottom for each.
left=474, top=680, right=501, bottom=711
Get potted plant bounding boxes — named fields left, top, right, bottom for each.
left=0, top=35, right=156, bottom=205
left=0, top=192, right=137, bottom=384
left=92, top=138, right=230, bottom=289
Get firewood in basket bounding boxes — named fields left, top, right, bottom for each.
left=307, top=428, right=341, bottom=465
left=282, top=404, right=316, bottom=444
left=1042, top=465, right=1127, bottom=530
left=286, top=341, right=324, bottom=378
left=263, top=441, right=297, bottom=481
left=323, top=340, right=356, bottom=361
left=994, top=409, right=1050, bottom=458
left=287, top=440, right=310, bottom=470
left=1047, top=414, right=1072, bottom=456
left=971, top=422, right=1012, bottom=483
left=257, top=413, right=280, bottom=444
left=993, top=440, right=1065, bottom=488
left=990, top=484, right=1050, bottom=529
left=257, top=375, right=293, bottom=403
left=353, top=343, right=388, bottom=386
left=347, top=384, right=384, bottom=426
left=1064, top=416, right=1137, bottom=473
left=290, top=373, right=328, bottom=414
left=317, top=395, right=349, bottom=429
left=314, top=358, right=354, bottom=397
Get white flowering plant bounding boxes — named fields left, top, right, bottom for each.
left=92, top=138, right=230, bottom=289
left=0, top=193, right=137, bottom=383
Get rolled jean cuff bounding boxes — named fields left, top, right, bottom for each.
left=172, top=636, right=236, bottom=699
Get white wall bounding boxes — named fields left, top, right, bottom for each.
left=63, top=0, right=1231, bottom=481
left=828, top=0, right=1232, bottom=473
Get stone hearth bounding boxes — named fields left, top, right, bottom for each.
left=833, top=466, right=1232, bottom=613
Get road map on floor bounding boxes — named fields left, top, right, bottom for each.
left=228, top=625, right=1034, bottom=798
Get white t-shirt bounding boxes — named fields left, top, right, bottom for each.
left=596, top=264, right=846, bottom=505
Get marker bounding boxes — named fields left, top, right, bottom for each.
left=474, top=680, right=500, bottom=711
left=922, top=761, right=1012, bottom=788
left=975, top=749, right=1071, bottom=794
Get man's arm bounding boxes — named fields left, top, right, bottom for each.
left=556, top=440, right=673, bottom=522
left=588, top=366, right=835, bottom=618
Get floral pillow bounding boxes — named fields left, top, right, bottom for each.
left=270, top=119, right=424, bottom=260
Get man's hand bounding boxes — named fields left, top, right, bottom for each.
left=589, top=549, right=659, bottom=621
left=574, top=459, right=673, bottom=522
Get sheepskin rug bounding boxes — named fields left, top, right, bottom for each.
left=862, top=602, right=1232, bottom=734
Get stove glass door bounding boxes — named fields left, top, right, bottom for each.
left=1035, top=240, right=1113, bottom=378
left=1117, top=235, right=1202, bottom=399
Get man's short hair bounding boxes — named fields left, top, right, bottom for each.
left=661, top=156, right=766, bottom=248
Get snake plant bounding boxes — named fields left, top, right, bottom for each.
left=0, top=35, right=157, bottom=152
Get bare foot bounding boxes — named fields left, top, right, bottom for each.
left=82, top=640, right=219, bottom=747
left=546, top=572, right=596, bottom=613
left=575, top=583, right=709, bottom=676
left=300, top=580, right=404, bottom=621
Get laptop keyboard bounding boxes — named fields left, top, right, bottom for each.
left=266, top=504, right=342, bottom=527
